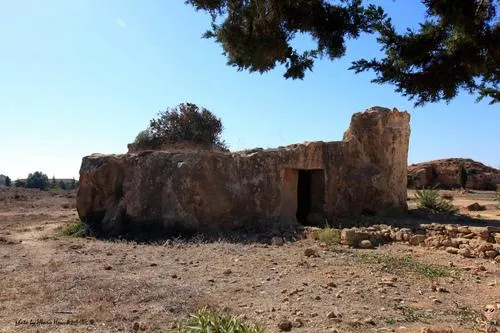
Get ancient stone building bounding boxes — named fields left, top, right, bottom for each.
left=77, top=107, right=410, bottom=236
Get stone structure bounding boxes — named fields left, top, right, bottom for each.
left=77, top=107, right=410, bottom=236
left=329, top=223, right=500, bottom=262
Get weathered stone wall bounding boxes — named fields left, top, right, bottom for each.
left=77, top=107, right=410, bottom=236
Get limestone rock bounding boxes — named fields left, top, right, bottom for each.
left=440, top=237, right=454, bottom=248
left=466, top=202, right=486, bottom=211
left=358, top=239, right=373, bottom=249
left=476, top=242, right=493, bottom=252
left=391, top=230, right=405, bottom=242
left=425, top=236, right=445, bottom=248
left=77, top=107, right=410, bottom=236
left=494, top=233, right=500, bottom=244
left=458, top=226, right=470, bottom=234
left=485, top=250, right=498, bottom=259
left=458, top=248, right=473, bottom=258
left=341, top=229, right=371, bottom=246
left=301, top=227, right=320, bottom=240
left=409, top=234, right=426, bottom=245
left=277, top=319, right=293, bottom=331
left=327, top=310, right=342, bottom=319
left=445, top=247, right=459, bottom=254
left=304, top=248, right=318, bottom=257
left=408, top=158, right=500, bottom=190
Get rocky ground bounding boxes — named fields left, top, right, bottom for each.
left=0, top=188, right=499, bottom=333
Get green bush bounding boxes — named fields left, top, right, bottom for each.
left=133, top=129, right=156, bottom=147
left=458, top=161, right=468, bottom=189
left=26, top=171, right=49, bottom=190
left=58, top=219, right=90, bottom=237
left=174, top=308, right=264, bottom=333
left=14, top=179, right=25, bottom=187
left=431, top=167, right=439, bottom=181
left=317, top=225, right=341, bottom=245
left=415, top=188, right=458, bottom=214
left=134, top=103, right=228, bottom=151
left=406, top=173, right=415, bottom=188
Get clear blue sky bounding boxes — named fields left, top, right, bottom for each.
left=1, top=0, right=499, bottom=180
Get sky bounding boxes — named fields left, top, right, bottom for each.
left=0, top=0, right=499, bottom=180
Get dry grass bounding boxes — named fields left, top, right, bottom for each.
left=317, top=225, right=341, bottom=245
left=1, top=188, right=499, bottom=332
left=357, top=252, right=453, bottom=279
left=174, top=308, right=264, bottom=333
left=57, top=219, right=90, bottom=237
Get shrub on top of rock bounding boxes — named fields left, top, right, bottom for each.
left=131, top=103, right=228, bottom=152
left=133, top=129, right=155, bottom=148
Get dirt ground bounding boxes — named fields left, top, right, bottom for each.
left=407, top=189, right=500, bottom=220
left=0, top=188, right=499, bottom=333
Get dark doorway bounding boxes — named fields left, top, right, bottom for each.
left=296, top=169, right=325, bottom=225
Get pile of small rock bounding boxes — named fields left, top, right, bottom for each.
left=334, top=224, right=500, bottom=262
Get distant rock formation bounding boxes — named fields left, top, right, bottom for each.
left=408, top=158, right=500, bottom=190
left=77, top=107, right=411, bottom=237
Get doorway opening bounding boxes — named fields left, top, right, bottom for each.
left=296, top=169, right=325, bottom=225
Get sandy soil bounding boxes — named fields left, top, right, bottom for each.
left=0, top=188, right=499, bottom=333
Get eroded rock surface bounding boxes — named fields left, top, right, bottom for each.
left=77, top=107, right=410, bottom=236
left=408, top=158, right=500, bottom=190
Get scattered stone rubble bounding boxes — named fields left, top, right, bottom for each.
left=331, top=224, right=500, bottom=262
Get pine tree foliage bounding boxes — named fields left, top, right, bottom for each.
left=186, top=0, right=499, bottom=106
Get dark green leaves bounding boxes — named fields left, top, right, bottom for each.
left=141, top=103, right=228, bottom=151
left=187, top=0, right=387, bottom=79
left=351, top=0, right=499, bottom=106
left=187, top=0, right=499, bottom=106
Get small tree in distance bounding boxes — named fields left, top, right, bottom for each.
left=134, top=102, right=228, bottom=151
left=458, top=162, right=468, bottom=189
left=26, top=171, right=50, bottom=191
left=5, top=176, right=11, bottom=187
left=14, top=179, right=25, bottom=187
